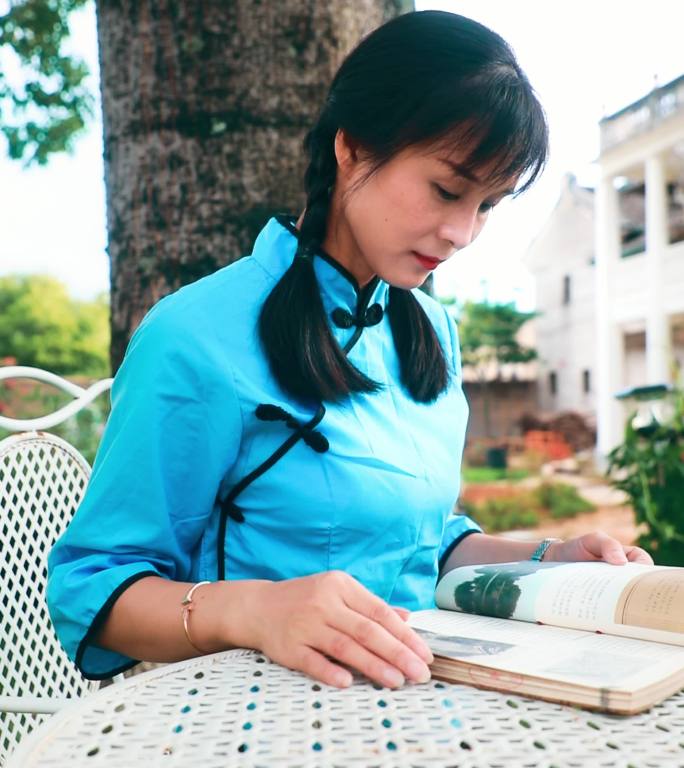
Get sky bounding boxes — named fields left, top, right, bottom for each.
left=1, top=1, right=683, bottom=310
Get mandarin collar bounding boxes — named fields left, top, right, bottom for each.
left=250, top=215, right=390, bottom=320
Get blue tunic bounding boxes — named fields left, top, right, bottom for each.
left=47, top=216, right=481, bottom=678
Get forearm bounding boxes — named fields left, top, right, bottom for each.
left=94, top=576, right=271, bottom=662
left=440, top=532, right=557, bottom=577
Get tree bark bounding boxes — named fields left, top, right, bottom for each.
left=95, top=0, right=410, bottom=370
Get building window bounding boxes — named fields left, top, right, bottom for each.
left=562, top=275, right=571, bottom=305
left=618, top=182, right=645, bottom=257
left=549, top=371, right=558, bottom=396
left=582, top=369, right=591, bottom=394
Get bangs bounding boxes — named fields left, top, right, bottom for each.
left=404, top=66, right=549, bottom=195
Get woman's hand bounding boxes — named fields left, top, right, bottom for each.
left=546, top=532, right=654, bottom=565
left=245, top=571, right=433, bottom=690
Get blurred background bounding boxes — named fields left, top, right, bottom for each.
left=1, top=0, right=683, bottom=563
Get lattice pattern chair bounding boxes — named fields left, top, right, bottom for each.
left=0, top=366, right=113, bottom=764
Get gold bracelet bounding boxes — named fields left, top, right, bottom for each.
left=181, top=580, right=211, bottom=654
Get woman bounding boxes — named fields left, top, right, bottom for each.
left=47, top=10, right=653, bottom=692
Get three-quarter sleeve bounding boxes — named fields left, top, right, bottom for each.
left=47, top=300, right=243, bottom=679
left=437, top=307, right=483, bottom=573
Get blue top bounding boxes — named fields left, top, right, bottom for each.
left=47, top=216, right=481, bottom=679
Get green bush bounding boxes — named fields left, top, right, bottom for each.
left=0, top=274, right=110, bottom=376
left=607, top=387, right=684, bottom=566
left=532, top=482, right=595, bottom=519
left=461, top=481, right=595, bottom=533
left=462, top=467, right=530, bottom=483
left=461, top=495, right=540, bottom=532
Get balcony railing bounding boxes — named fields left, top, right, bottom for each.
left=599, top=74, right=684, bottom=153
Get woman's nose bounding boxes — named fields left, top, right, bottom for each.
left=438, top=207, right=480, bottom=250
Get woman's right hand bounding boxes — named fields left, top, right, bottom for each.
left=244, top=571, right=434, bottom=689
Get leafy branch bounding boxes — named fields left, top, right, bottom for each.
left=0, top=0, right=93, bottom=165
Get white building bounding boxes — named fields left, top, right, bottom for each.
left=526, top=74, right=684, bottom=459
left=524, top=175, right=596, bottom=420
left=595, top=74, right=684, bottom=457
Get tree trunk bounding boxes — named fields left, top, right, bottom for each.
left=95, top=0, right=410, bottom=371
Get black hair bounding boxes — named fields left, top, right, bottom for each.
left=259, top=10, right=548, bottom=403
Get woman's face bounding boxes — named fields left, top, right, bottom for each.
left=324, top=133, right=517, bottom=289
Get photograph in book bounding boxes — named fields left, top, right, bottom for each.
left=408, top=561, right=684, bottom=713
left=433, top=561, right=684, bottom=644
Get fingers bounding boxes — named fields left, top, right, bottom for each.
left=317, top=626, right=409, bottom=689
left=601, top=539, right=629, bottom=564
left=625, top=546, right=655, bottom=565
left=295, top=644, right=354, bottom=689
left=346, top=587, right=433, bottom=663
left=577, top=532, right=655, bottom=566
left=392, top=605, right=411, bottom=622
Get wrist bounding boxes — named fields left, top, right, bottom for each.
left=214, top=578, right=274, bottom=651
left=530, top=537, right=562, bottom=562
left=536, top=538, right=563, bottom=562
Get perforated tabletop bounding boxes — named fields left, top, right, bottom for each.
left=7, top=649, right=684, bottom=767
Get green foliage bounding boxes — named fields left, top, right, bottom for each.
left=461, top=495, right=540, bottom=533
left=457, top=300, right=537, bottom=372
left=461, top=482, right=594, bottom=532
left=461, top=466, right=530, bottom=483
left=0, top=274, right=110, bottom=376
left=451, top=299, right=537, bottom=438
left=0, top=0, right=93, bottom=165
left=607, top=388, right=684, bottom=566
left=533, top=481, right=595, bottom=520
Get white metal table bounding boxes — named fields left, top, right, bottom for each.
left=7, top=649, right=684, bottom=767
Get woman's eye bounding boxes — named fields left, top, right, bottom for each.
left=479, top=201, right=495, bottom=214
left=434, top=184, right=459, bottom=201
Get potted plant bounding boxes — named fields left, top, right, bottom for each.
left=606, top=383, right=684, bottom=566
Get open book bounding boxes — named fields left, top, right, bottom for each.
left=409, top=561, right=684, bottom=714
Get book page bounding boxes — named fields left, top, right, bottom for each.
left=535, top=563, right=684, bottom=644
left=435, top=561, right=684, bottom=645
left=410, top=608, right=684, bottom=691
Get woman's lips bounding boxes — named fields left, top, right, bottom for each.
left=413, top=252, right=442, bottom=270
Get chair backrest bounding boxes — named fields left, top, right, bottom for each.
left=0, top=367, right=111, bottom=762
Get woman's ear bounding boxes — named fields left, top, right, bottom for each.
left=334, top=129, right=370, bottom=191
left=334, top=129, right=365, bottom=172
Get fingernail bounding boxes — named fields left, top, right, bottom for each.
left=407, top=659, right=431, bottom=684
left=382, top=668, right=405, bottom=688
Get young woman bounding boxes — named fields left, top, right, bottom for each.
left=47, top=10, right=653, bottom=692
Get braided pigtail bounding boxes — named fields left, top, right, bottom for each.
left=260, top=9, right=549, bottom=404
left=258, top=117, right=380, bottom=402
left=387, top=287, right=450, bottom=403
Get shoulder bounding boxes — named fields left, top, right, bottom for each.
left=130, top=255, right=277, bottom=356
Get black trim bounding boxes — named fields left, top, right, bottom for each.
left=75, top=569, right=160, bottom=681
left=437, top=529, right=481, bottom=575
left=274, top=213, right=366, bottom=297
left=274, top=212, right=382, bottom=358
left=342, top=282, right=381, bottom=355
left=217, top=404, right=327, bottom=580
left=215, top=216, right=385, bottom=579
left=316, top=249, right=363, bottom=294
left=331, top=303, right=384, bottom=331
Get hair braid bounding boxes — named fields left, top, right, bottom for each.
left=258, top=115, right=380, bottom=402
left=259, top=10, right=548, bottom=404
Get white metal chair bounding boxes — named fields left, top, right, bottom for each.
left=0, top=366, right=113, bottom=764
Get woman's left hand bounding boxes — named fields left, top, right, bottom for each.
left=546, top=532, right=654, bottom=566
